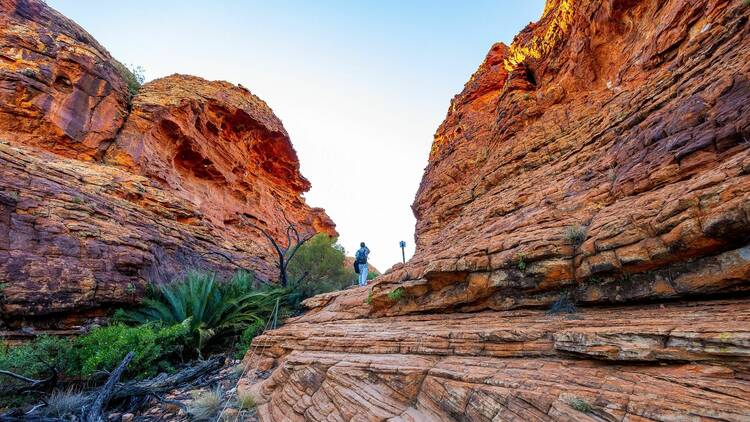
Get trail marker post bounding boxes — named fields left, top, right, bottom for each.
left=399, top=240, right=406, bottom=264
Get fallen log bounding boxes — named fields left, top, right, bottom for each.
left=2, top=354, right=226, bottom=421
left=109, top=354, right=225, bottom=401
left=83, top=352, right=134, bottom=422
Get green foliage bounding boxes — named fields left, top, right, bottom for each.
left=75, top=323, right=189, bottom=379
left=116, top=270, right=284, bottom=351
left=113, top=61, right=145, bottom=97
left=0, top=324, right=189, bottom=406
left=367, top=271, right=378, bottom=280
left=19, top=68, right=36, bottom=78
left=0, top=335, right=75, bottom=380
left=517, top=253, right=526, bottom=272
left=564, top=224, right=587, bottom=245
left=286, top=234, right=356, bottom=305
left=568, top=398, right=592, bottom=413
left=387, top=287, right=406, bottom=302
left=234, top=318, right=266, bottom=359
left=365, top=289, right=373, bottom=305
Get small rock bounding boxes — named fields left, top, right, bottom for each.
left=221, top=408, right=239, bottom=421
left=121, top=413, right=134, bottom=422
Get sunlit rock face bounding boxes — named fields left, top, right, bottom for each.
left=0, top=0, right=335, bottom=329
left=0, top=0, right=131, bottom=160
left=105, top=74, right=335, bottom=242
left=245, top=0, right=750, bottom=420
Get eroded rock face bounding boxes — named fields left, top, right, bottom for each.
left=105, top=74, right=335, bottom=241
left=0, top=0, right=130, bottom=160
left=245, top=0, right=750, bottom=420
left=0, top=0, right=335, bottom=328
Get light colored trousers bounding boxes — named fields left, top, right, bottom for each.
left=358, top=263, right=368, bottom=286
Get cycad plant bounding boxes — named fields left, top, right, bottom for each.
left=117, top=270, right=286, bottom=351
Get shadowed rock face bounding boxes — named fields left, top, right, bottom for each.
left=0, top=0, right=335, bottom=328
left=244, top=0, right=750, bottom=420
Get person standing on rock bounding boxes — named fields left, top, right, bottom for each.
left=355, top=242, right=370, bottom=287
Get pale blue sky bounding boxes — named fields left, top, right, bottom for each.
left=48, top=1, right=545, bottom=271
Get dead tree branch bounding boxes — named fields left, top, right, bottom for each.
left=84, top=351, right=134, bottom=422
left=243, top=220, right=314, bottom=287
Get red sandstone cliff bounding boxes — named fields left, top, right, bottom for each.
left=243, top=0, right=750, bottom=420
left=0, top=0, right=335, bottom=328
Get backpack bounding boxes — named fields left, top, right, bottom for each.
left=353, top=260, right=360, bottom=274
left=355, top=248, right=367, bottom=264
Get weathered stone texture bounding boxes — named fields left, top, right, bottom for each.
left=0, top=0, right=335, bottom=327
left=0, top=0, right=130, bottom=160
left=246, top=0, right=750, bottom=420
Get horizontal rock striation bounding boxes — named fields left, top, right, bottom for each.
left=245, top=300, right=750, bottom=421
left=0, top=0, right=335, bottom=328
left=245, top=0, right=750, bottom=420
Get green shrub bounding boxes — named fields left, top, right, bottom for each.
left=234, top=318, right=266, bottom=359
left=113, top=61, right=145, bottom=97
left=238, top=391, right=256, bottom=410
left=367, top=271, right=378, bottom=280
left=0, top=324, right=189, bottom=407
left=0, top=335, right=75, bottom=380
left=517, top=253, right=526, bottom=272
left=286, top=234, right=356, bottom=306
left=564, top=224, right=587, bottom=245
left=365, top=289, right=373, bottom=305
left=75, top=323, right=189, bottom=379
left=387, top=287, right=406, bottom=302
left=547, top=293, right=577, bottom=315
left=568, top=397, right=592, bottom=413
left=116, top=270, right=285, bottom=351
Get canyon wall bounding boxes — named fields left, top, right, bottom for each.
left=0, top=0, right=335, bottom=328
left=244, top=0, right=750, bottom=420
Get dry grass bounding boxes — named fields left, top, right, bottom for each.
left=43, top=388, right=88, bottom=418
left=188, top=388, right=223, bottom=421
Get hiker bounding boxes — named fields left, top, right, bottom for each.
left=355, top=242, right=370, bottom=287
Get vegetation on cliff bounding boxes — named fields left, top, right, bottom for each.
left=0, top=232, right=358, bottom=414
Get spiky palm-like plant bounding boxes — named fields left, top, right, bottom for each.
left=117, top=271, right=285, bottom=351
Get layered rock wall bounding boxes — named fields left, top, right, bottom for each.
left=244, top=0, right=750, bottom=420
left=0, top=0, right=335, bottom=328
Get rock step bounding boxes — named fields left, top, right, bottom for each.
left=243, top=299, right=750, bottom=421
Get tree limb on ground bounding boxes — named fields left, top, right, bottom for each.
left=84, top=351, right=133, bottom=422
left=1, top=355, right=226, bottom=421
